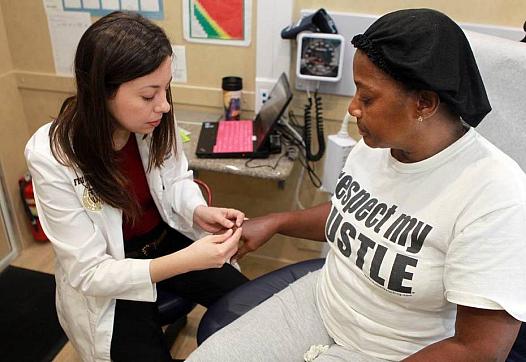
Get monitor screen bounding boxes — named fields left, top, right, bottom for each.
left=254, top=73, right=293, bottom=150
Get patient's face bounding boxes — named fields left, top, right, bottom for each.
left=348, top=50, right=419, bottom=151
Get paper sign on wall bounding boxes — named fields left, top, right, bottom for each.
left=45, top=11, right=91, bottom=76
left=62, top=0, right=164, bottom=19
left=171, top=45, right=187, bottom=83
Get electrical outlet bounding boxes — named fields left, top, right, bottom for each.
left=255, top=78, right=276, bottom=113
left=260, top=88, right=269, bottom=103
left=255, top=87, right=270, bottom=113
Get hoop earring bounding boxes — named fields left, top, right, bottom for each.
left=417, top=115, right=423, bottom=123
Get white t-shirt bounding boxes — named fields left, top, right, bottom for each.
left=316, top=128, right=526, bottom=361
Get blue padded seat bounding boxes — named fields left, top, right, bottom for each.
left=157, top=287, right=196, bottom=326
left=157, top=283, right=196, bottom=346
left=197, top=258, right=325, bottom=344
left=197, top=258, right=526, bottom=361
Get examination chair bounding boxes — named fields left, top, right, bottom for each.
left=196, top=258, right=325, bottom=345
left=196, top=31, right=526, bottom=360
left=466, top=29, right=526, bottom=362
left=197, top=258, right=526, bottom=361
left=157, top=288, right=195, bottom=346
left=157, top=179, right=213, bottom=346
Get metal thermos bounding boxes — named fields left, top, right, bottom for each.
left=222, top=76, right=242, bottom=120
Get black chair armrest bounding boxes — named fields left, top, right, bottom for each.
left=507, top=323, right=526, bottom=362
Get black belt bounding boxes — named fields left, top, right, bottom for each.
left=125, top=224, right=169, bottom=259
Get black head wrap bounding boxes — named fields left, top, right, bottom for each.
left=351, top=8, right=491, bottom=127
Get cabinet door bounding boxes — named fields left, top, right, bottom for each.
left=0, top=169, right=15, bottom=270
left=0, top=212, right=12, bottom=260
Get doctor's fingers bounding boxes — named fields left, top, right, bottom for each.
left=223, top=208, right=246, bottom=227
left=219, top=227, right=242, bottom=255
left=207, top=228, right=233, bottom=244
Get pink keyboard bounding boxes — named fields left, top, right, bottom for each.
left=213, top=120, right=254, bottom=153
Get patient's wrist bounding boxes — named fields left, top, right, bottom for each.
left=272, top=212, right=293, bottom=236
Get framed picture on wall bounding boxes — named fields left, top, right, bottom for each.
left=183, top=0, right=252, bottom=46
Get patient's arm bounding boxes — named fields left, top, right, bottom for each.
left=404, top=305, right=521, bottom=362
left=235, top=202, right=331, bottom=260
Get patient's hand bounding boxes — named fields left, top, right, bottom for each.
left=234, top=215, right=279, bottom=260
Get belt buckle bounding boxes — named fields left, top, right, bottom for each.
left=141, top=242, right=155, bottom=257
left=140, top=229, right=166, bottom=258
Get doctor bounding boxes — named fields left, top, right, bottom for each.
left=25, top=11, right=247, bottom=362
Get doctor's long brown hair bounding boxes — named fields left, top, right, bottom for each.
left=50, top=11, right=176, bottom=220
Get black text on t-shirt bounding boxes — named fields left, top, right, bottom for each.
left=327, top=172, right=434, bottom=295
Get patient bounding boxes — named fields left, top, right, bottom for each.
left=187, top=8, right=526, bottom=362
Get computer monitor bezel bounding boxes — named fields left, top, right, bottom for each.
left=253, top=73, right=293, bottom=150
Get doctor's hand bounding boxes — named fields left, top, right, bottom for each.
left=184, top=228, right=242, bottom=270
left=193, top=205, right=245, bottom=233
left=233, top=215, right=279, bottom=261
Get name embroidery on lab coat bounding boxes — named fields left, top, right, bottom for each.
left=83, top=186, right=103, bottom=211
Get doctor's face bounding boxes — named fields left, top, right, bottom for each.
left=348, top=50, right=418, bottom=150
left=107, top=56, right=172, bottom=137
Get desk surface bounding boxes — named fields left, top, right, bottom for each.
left=176, top=110, right=295, bottom=182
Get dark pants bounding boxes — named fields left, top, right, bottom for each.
left=110, top=224, right=248, bottom=361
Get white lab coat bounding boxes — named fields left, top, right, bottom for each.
left=25, top=122, right=207, bottom=361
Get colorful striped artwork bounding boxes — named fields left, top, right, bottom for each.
left=184, top=0, right=251, bottom=46
left=193, top=0, right=244, bottom=39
